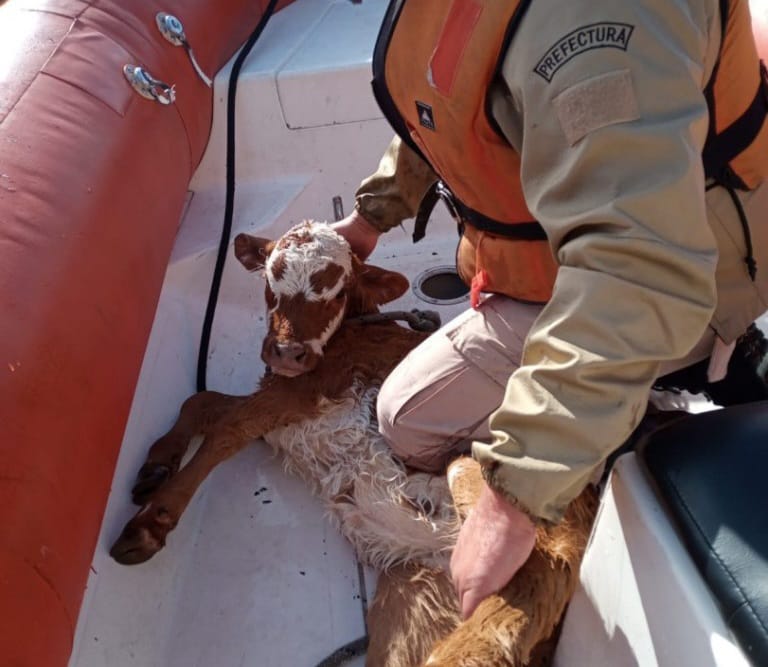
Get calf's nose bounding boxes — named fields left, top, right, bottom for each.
left=275, top=341, right=307, bottom=363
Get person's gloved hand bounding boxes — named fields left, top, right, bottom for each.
left=331, top=210, right=381, bottom=260
left=450, top=481, right=537, bottom=619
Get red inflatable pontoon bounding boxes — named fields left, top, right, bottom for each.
left=0, top=2, right=291, bottom=665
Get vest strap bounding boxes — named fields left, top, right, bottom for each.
left=703, top=62, right=768, bottom=184
left=460, top=202, right=548, bottom=240
left=414, top=180, right=548, bottom=242
left=413, top=181, right=441, bottom=243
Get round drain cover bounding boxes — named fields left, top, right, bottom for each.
left=413, top=266, right=469, bottom=305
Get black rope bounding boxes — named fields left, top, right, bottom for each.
left=351, top=309, right=442, bottom=332
left=723, top=182, right=758, bottom=281
left=314, top=636, right=369, bottom=667
left=706, top=177, right=758, bottom=281
left=194, top=10, right=371, bottom=663
left=196, top=0, right=280, bottom=392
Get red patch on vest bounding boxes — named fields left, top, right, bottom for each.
left=470, top=269, right=489, bottom=309
left=429, top=0, right=483, bottom=96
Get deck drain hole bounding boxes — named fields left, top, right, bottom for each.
left=413, top=266, right=469, bottom=305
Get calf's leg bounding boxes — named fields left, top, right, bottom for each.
left=366, top=564, right=459, bottom=667
left=111, top=422, right=251, bottom=565
left=425, top=458, right=599, bottom=667
left=111, top=387, right=319, bottom=565
left=132, top=392, right=244, bottom=504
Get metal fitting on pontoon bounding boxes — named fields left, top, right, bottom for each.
left=123, top=65, right=176, bottom=105
left=156, top=12, right=213, bottom=88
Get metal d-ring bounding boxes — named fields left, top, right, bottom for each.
left=155, top=12, right=213, bottom=88
left=123, top=65, right=176, bottom=105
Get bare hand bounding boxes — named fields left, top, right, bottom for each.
left=330, top=210, right=381, bottom=260
left=450, top=482, right=537, bottom=619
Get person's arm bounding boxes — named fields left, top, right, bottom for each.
left=333, top=136, right=438, bottom=259
left=451, top=0, right=721, bottom=618
left=331, top=209, right=382, bottom=261
left=475, top=2, right=719, bottom=522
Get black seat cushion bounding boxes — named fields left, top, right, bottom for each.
left=639, top=401, right=768, bottom=666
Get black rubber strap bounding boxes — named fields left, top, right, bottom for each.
left=196, top=1, right=279, bottom=392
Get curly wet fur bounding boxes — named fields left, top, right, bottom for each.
left=367, top=564, right=461, bottom=667
left=264, top=378, right=456, bottom=569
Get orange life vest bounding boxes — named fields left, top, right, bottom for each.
left=372, top=0, right=768, bottom=304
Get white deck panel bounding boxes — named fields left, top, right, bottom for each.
left=277, top=1, right=386, bottom=128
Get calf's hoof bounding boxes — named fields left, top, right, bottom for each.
left=110, top=503, right=175, bottom=565
left=131, top=462, right=173, bottom=505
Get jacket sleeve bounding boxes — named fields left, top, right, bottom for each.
left=472, top=2, right=720, bottom=522
left=354, top=135, right=438, bottom=232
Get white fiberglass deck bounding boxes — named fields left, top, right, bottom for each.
left=69, top=1, right=765, bottom=665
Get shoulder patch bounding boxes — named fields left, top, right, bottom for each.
left=534, top=22, right=635, bottom=83
left=553, top=69, right=639, bottom=146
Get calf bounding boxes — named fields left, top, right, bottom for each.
left=111, top=220, right=597, bottom=666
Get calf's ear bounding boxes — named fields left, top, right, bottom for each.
left=351, top=263, right=409, bottom=312
left=234, top=233, right=274, bottom=272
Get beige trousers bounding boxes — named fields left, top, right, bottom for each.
left=377, top=295, right=716, bottom=473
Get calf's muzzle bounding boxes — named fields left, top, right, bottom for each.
left=262, top=337, right=318, bottom=376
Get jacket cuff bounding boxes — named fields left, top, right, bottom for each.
left=472, top=435, right=601, bottom=524
left=353, top=197, right=403, bottom=233
left=479, top=461, right=551, bottom=526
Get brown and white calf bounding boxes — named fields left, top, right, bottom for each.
left=110, top=220, right=598, bottom=666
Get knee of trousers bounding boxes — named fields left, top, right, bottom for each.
left=375, top=380, right=453, bottom=474
left=376, top=380, right=414, bottom=458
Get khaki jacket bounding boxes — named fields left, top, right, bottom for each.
left=356, top=0, right=768, bottom=522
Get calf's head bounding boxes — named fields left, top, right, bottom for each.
left=235, top=220, right=409, bottom=377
